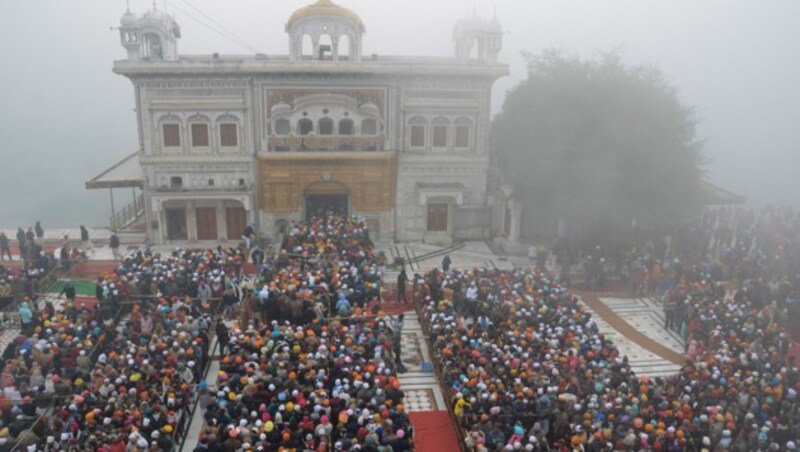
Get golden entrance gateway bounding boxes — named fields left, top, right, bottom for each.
left=259, top=152, right=396, bottom=213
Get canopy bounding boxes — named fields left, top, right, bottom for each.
left=85, top=152, right=144, bottom=189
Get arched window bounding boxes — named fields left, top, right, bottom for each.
left=339, top=118, right=354, bottom=135
left=469, top=37, right=480, bottom=60
left=162, top=124, right=180, bottom=147
left=318, top=117, right=334, bottom=135
left=217, top=115, right=239, bottom=148
left=454, top=117, right=472, bottom=149
left=361, top=118, right=378, bottom=135
left=142, top=33, right=163, bottom=59
left=189, top=115, right=211, bottom=148
left=274, top=118, right=291, bottom=136
left=158, top=114, right=182, bottom=149
left=319, top=34, right=333, bottom=60
left=431, top=116, right=450, bottom=149
left=408, top=116, right=427, bottom=148
left=298, top=118, right=313, bottom=136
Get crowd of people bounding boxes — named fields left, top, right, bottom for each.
left=0, top=244, right=256, bottom=451
left=0, top=222, right=93, bottom=304
left=194, top=215, right=413, bottom=451
left=416, top=205, right=800, bottom=451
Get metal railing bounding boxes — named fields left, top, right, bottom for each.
left=268, top=133, right=386, bottom=152
left=0, top=256, right=86, bottom=331
left=110, top=193, right=144, bottom=230
left=412, top=288, right=468, bottom=451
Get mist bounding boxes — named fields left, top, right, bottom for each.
left=1, top=0, right=798, bottom=229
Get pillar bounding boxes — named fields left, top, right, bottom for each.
left=312, top=36, right=320, bottom=60
left=158, top=207, right=168, bottom=244
left=217, top=201, right=227, bottom=241
left=186, top=201, right=197, bottom=242
left=509, top=201, right=523, bottom=243
left=109, top=188, right=116, bottom=231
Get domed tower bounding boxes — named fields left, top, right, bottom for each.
left=286, top=0, right=364, bottom=62
left=453, top=12, right=503, bottom=64
left=118, top=5, right=181, bottom=61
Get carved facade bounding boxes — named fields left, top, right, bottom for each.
left=105, top=1, right=507, bottom=244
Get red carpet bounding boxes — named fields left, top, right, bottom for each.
left=68, top=261, right=119, bottom=279
left=409, top=411, right=460, bottom=452
left=382, top=304, right=413, bottom=315
left=381, top=287, right=409, bottom=303
left=788, top=342, right=800, bottom=366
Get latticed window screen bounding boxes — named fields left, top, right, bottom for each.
left=410, top=125, right=425, bottom=147
left=191, top=123, right=209, bottom=147
left=163, top=124, right=180, bottom=147
left=220, top=123, right=238, bottom=146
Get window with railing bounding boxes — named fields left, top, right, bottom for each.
left=268, top=115, right=385, bottom=152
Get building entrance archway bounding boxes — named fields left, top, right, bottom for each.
left=304, top=181, right=350, bottom=220
left=306, top=194, right=349, bottom=220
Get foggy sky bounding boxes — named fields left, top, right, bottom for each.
left=1, top=0, right=798, bottom=228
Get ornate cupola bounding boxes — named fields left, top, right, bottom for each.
left=119, top=4, right=181, bottom=61
left=286, top=0, right=364, bottom=62
left=453, top=12, right=503, bottom=64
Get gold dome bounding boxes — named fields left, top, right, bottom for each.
left=287, top=0, right=364, bottom=30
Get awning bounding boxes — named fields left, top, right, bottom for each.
left=415, top=182, right=466, bottom=190
left=85, top=152, right=144, bottom=189
left=416, top=182, right=466, bottom=206
left=700, top=180, right=746, bottom=205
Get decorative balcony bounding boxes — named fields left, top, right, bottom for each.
left=268, top=134, right=386, bottom=152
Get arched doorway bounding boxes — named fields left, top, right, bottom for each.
left=303, top=181, right=350, bottom=220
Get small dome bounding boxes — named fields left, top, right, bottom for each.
left=121, top=10, right=137, bottom=27
left=287, top=0, right=364, bottom=31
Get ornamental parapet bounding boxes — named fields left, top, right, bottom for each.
left=267, top=134, right=386, bottom=152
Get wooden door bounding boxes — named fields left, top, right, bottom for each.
left=195, top=208, right=218, bottom=240
left=226, top=207, right=247, bottom=240
left=166, top=208, right=187, bottom=240
left=427, top=203, right=448, bottom=232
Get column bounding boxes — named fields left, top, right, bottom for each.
left=158, top=207, right=167, bottom=244
left=509, top=201, right=523, bottom=243
left=217, top=201, right=227, bottom=241
left=187, top=201, right=197, bottom=241
left=109, top=188, right=116, bottom=231
left=312, top=36, right=320, bottom=60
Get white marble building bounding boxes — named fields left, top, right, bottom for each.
left=89, top=1, right=509, bottom=245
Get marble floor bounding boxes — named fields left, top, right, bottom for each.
left=397, top=311, right=447, bottom=412
left=598, top=297, right=685, bottom=355
left=381, top=241, right=515, bottom=275
left=579, top=299, right=681, bottom=378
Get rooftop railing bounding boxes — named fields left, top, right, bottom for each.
left=268, top=134, right=386, bottom=152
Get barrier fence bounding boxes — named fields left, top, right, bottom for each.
left=411, top=282, right=468, bottom=451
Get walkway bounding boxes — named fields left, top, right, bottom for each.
left=396, top=311, right=446, bottom=412
left=596, top=296, right=685, bottom=354
left=396, top=310, right=460, bottom=452
left=576, top=289, right=684, bottom=378
left=180, top=335, right=220, bottom=452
